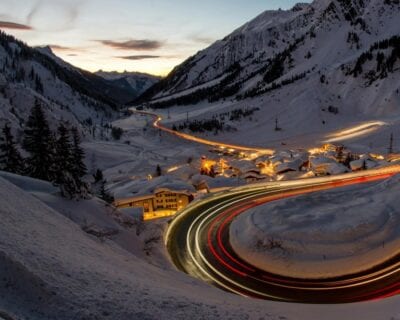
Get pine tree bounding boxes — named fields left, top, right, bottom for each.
left=156, top=165, right=162, bottom=177
left=22, top=99, right=56, bottom=181
left=99, top=179, right=114, bottom=203
left=0, top=123, right=24, bottom=174
left=71, top=127, right=87, bottom=181
left=54, top=123, right=77, bottom=198
left=35, top=74, right=44, bottom=94
left=92, top=167, right=113, bottom=203
left=94, top=168, right=103, bottom=183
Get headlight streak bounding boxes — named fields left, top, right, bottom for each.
left=193, top=178, right=400, bottom=293
left=166, top=167, right=400, bottom=303
left=132, top=109, right=275, bottom=154
left=188, top=190, right=289, bottom=300
left=324, top=121, right=388, bottom=143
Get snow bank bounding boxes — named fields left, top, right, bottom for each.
left=1, top=176, right=400, bottom=319
left=112, top=175, right=196, bottom=199
left=230, top=175, right=400, bottom=279
left=0, top=176, right=282, bottom=319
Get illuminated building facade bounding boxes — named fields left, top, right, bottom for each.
left=114, top=188, right=194, bottom=220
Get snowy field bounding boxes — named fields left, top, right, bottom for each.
left=83, top=113, right=208, bottom=189
left=230, top=175, right=400, bottom=279
left=151, top=88, right=400, bottom=155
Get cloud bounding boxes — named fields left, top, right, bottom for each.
left=44, top=44, right=86, bottom=54
left=27, top=0, right=83, bottom=31
left=48, top=44, right=72, bottom=51
left=26, top=1, right=42, bottom=25
left=116, top=55, right=161, bottom=60
left=190, top=35, right=215, bottom=45
left=0, top=21, right=32, bottom=30
left=99, top=39, right=163, bottom=51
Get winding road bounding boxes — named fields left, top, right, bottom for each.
left=165, top=168, right=400, bottom=303
left=131, top=108, right=400, bottom=303
left=131, top=109, right=274, bottom=154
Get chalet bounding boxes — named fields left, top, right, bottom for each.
left=275, top=158, right=304, bottom=175
left=113, top=176, right=195, bottom=220
left=309, top=157, right=348, bottom=176
left=241, top=172, right=267, bottom=183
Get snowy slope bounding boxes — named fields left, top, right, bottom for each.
left=1, top=175, right=400, bottom=319
left=138, top=0, right=400, bottom=152
left=0, top=32, right=136, bottom=136
left=145, top=0, right=400, bottom=99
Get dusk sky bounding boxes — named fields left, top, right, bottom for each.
left=0, top=0, right=308, bottom=75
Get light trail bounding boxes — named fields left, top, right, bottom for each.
left=324, top=121, right=388, bottom=143
left=131, top=109, right=275, bottom=154
left=130, top=108, right=400, bottom=302
left=166, top=166, right=400, bottom=303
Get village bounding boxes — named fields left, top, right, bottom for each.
left=112, top=143, right=400, bottom=221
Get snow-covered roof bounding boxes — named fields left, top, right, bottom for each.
left=349, top=159, right=377, bottom=171
left=191, top=174, right=244, bottom=190
left=113, top=176, right=195, bottom=200
left=309, top=156, right=336, bottom=167
left=241, top=172, right=267, bottom=180
left=276, top=158, right=304, bottom=174
left=229, top=160, right=260, bottom=174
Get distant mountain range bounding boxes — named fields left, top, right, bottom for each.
left=0, top=32, right=160, bottom=136
left=95, top=70, right=160, bottom=101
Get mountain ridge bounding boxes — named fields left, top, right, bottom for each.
left=95, top=70, right=160, bottom=100
left=0, top=31, right=140, bottom=137
left=138, top=0, right=400, bottom=109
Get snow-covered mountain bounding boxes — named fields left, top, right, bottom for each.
left=96, top=70, right=160, bottom=100
left=143, top=0, right=399, bottom=103
left=0, top=33, right=138, bottom=137
left=139, top=0, right=400, bottom=150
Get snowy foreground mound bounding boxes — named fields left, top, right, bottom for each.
left=1, top=173, right=400, bottom=319
left=230, top=176, right=400, bottom=279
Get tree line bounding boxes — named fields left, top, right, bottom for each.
left=0, top=99, right=88, bottom=199
left=149, top=63, right=242, bottom=108
left=172, top=107, right=259, bottom=134
left=351, top=35, right=400, bottom=79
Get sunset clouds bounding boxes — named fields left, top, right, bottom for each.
left=0, top=0, right=304, bottom=75
left=0, top=21, right=32, bottom=30
left=98, top=39, right=164, bottom=51
left=116, top=55, right=161, bottom=60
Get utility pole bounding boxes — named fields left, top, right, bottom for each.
left=389, top=133, right=394, bottom=154
left=275, top=118, right=281, bottom=131
left=186, top=112, right=189, bottom=122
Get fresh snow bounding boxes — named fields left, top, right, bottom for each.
left=142, top=0, right=400, bottom=154
left=230, top=175, right=400, bottom=279
left=1, top=174, right=400, bottom=319
left=1, top=0, right=400, bottom=319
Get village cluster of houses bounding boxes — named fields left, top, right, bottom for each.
left=201, top=144, right=395, bottom=182
left=112, top=144, right=398, bottom=220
